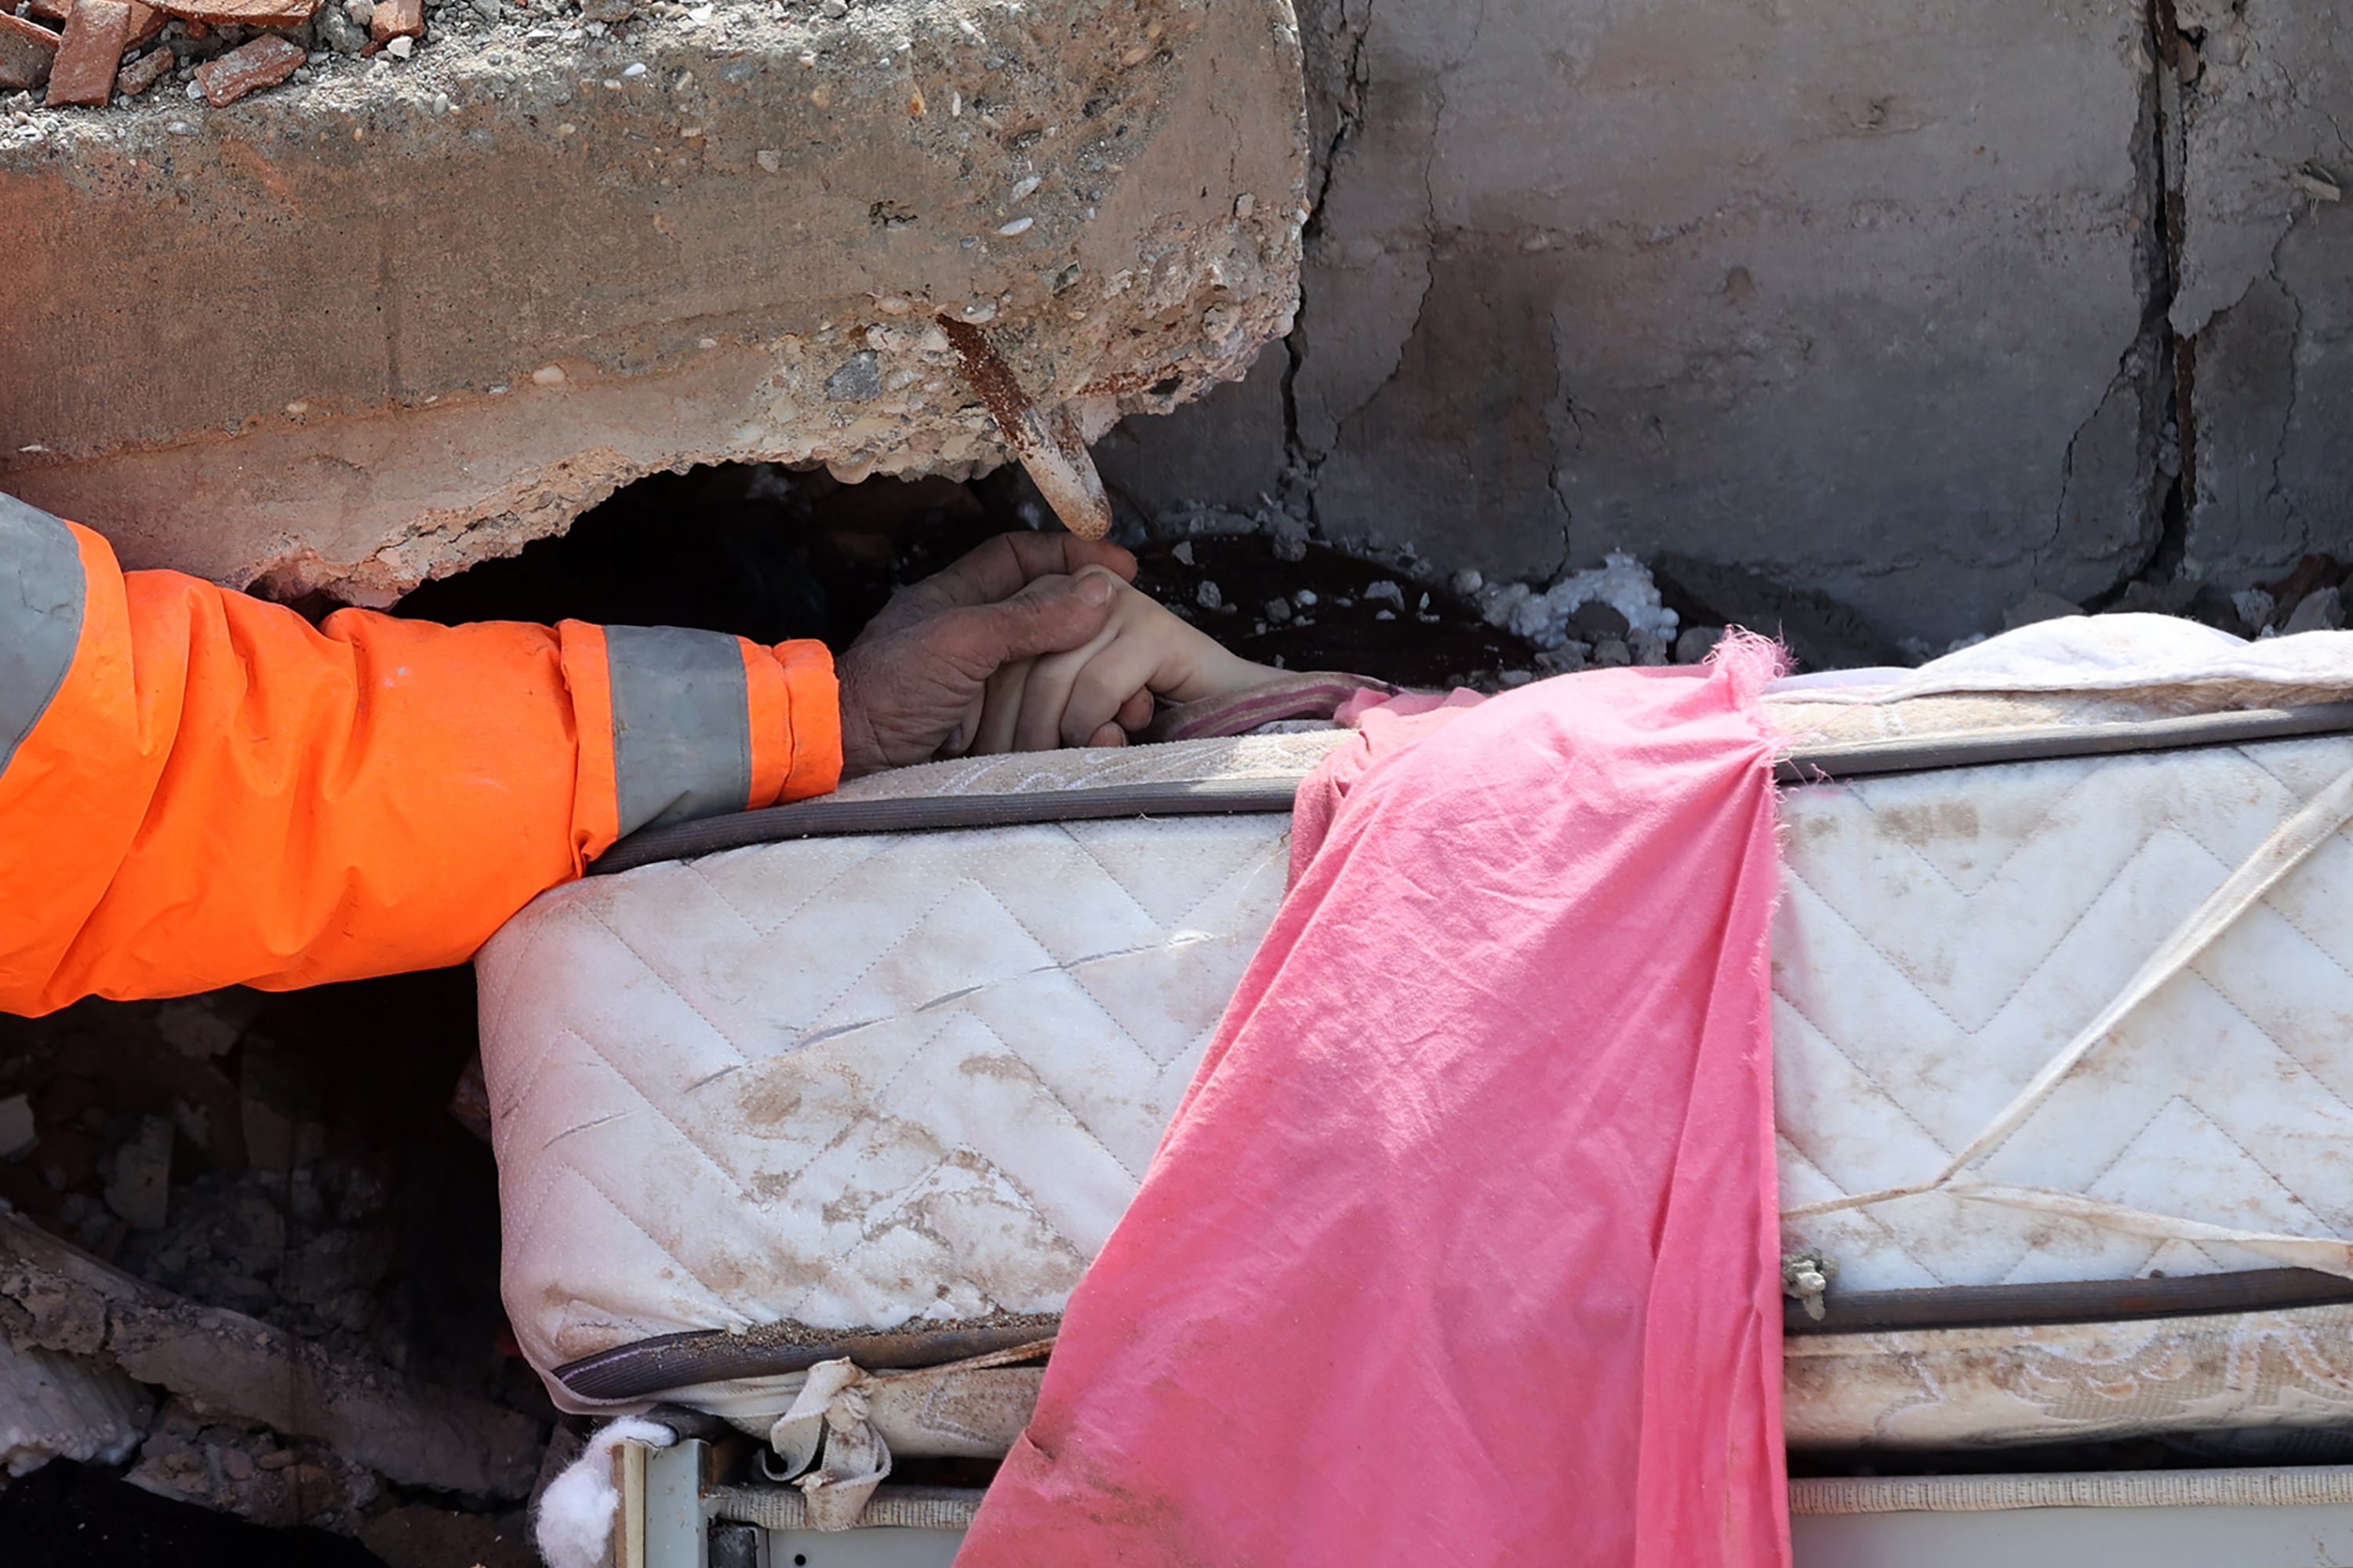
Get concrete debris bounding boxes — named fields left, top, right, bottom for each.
left=101, top=1113, right=174, bottom=1231
left=0, top=1337, right=151, bottom=1476
left=156, top=993, right=258, bottom=1060
left=2284, top=587, right=2345, bottom=635
left=0, top=1093, right=34, bottom=1161
left=1475, top=553, right=1678, bottom=653
left=127, top=1396, right=380, bottom=1532
left=0, top=1212, right=544, bottom=1497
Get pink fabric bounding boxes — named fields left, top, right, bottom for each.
left=958, top=652, right=1791, bottom=1568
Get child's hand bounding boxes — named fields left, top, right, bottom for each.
left=946, top=566, right=1280, bottom=754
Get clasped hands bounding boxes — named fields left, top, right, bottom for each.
left=835, top=533, right=1276, bottom=780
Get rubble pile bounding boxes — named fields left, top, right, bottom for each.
left=0, top=0, right=793, bottom=115
left=0, top=982, right=553, bottom=1563
left=2, top=0, right=419, bottom=110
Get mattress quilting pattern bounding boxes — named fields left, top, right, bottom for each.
left=478, top=729, right=2353, bottom=1403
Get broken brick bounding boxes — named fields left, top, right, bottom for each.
left=157, top=0, right=322, bottom=21
left=0, top=12, right=60, bottom=95
left=125, top=2, right=165, bottom=45
left=114, top=42, right=173, bottom=96
left=42, top=0, right=125, bottom=107
left=368, top=0, right=419, bottom=43
left=191, top=32, right=301, bottom=105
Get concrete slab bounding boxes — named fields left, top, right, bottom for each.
left=0, top=0, right=1307, bottom=601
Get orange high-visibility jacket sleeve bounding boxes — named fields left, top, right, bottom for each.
left=0, top=493, right=840, bottom=1015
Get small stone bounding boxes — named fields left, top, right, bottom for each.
left=819, top=0, right=845, bottom=16
left=754, top=147, right=781, bottom=172
left=1271, top=534, right=1307, bottom=564
left=578, top=0, right=631, bottom=18
left=824, top=351, right=882, bottom=402
left=1449, top=568, right=1483, bottom=598
left=1007, top=174, right=1040, bottom=202
left=1363, top=580, right=1405, bottom=608
left=191, top=33, right=300, bottom=105
left=1195, top=580, right=1223, bottom=612
left=1498, top=670, right=1536, bottom=688
left=996, top=216, right=1034, bottom=236
left=1674, top=625, right=1726, bottom=664
left=216, top=1446, right=256, bottom=1481
left=2001, top=591, right=2085, bottom=631
left=530, top=363, right=566, bottom=386
left=427, top=89, right=449, bottom=114
left=1169, top=540, right=1193, bottom=566
left=1591, top=636, right=1632, bottom=668
left=1569, top=598, right=1630, bottom=641
left=620, top=60, right=646, bottom=76
left=2284, top=587, right=2345, bottom=635
left=384, top=33, right=413, bottom=56
left=1263, top=598, right=1291, bottom=624
left=1234, top=191, right=1255, bottom=218
left=1292, top=589, right=1317, bottom=609
left=1629, top=629, right=1669, bottom=666
left=0, top=1093, right=33, bottom=1160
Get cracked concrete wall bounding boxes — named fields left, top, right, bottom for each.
left=2173, top=0, right=2353, bottom=586
left=1111, top=0, right=2186, bottom=646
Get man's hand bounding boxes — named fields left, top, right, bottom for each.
left=835, top=533, right=1140, bottom=778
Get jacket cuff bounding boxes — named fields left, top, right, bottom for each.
left=745, top=638, right=841, bottom=808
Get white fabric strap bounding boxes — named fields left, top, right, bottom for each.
left=1953, top=1181, right=2353, bottom=1277
left=1784, top=757, right=2353, bottom=1226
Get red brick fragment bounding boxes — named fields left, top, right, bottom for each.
left=19, top=0, right=161, bottom=37
left=0, top=13, right=60, bottom=95
left=114, top=42, right=172, bottom=96
left=369, top=0, right=419, bottom=43
left=156, top=0, right=319, bottom=22
left=190, top=30, right=300, bottom=104
left=43, top=0, right=129, bottom=107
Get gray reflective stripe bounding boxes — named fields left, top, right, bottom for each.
left=0, top=491, right=88, bottom=777
left=606, top=624, right=754, bottom=836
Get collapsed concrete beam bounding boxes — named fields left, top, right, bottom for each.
left=0, top=1212, right=542, bottom=1497
left=0, top=0, right=1307, bottom=602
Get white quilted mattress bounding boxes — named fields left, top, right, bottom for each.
left=477, top=698, right=2353, bottom=1417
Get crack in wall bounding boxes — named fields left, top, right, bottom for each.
left=1277, top=0, right=1372, bottom=534
left=2081, top=0, right=2195, bottom=607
